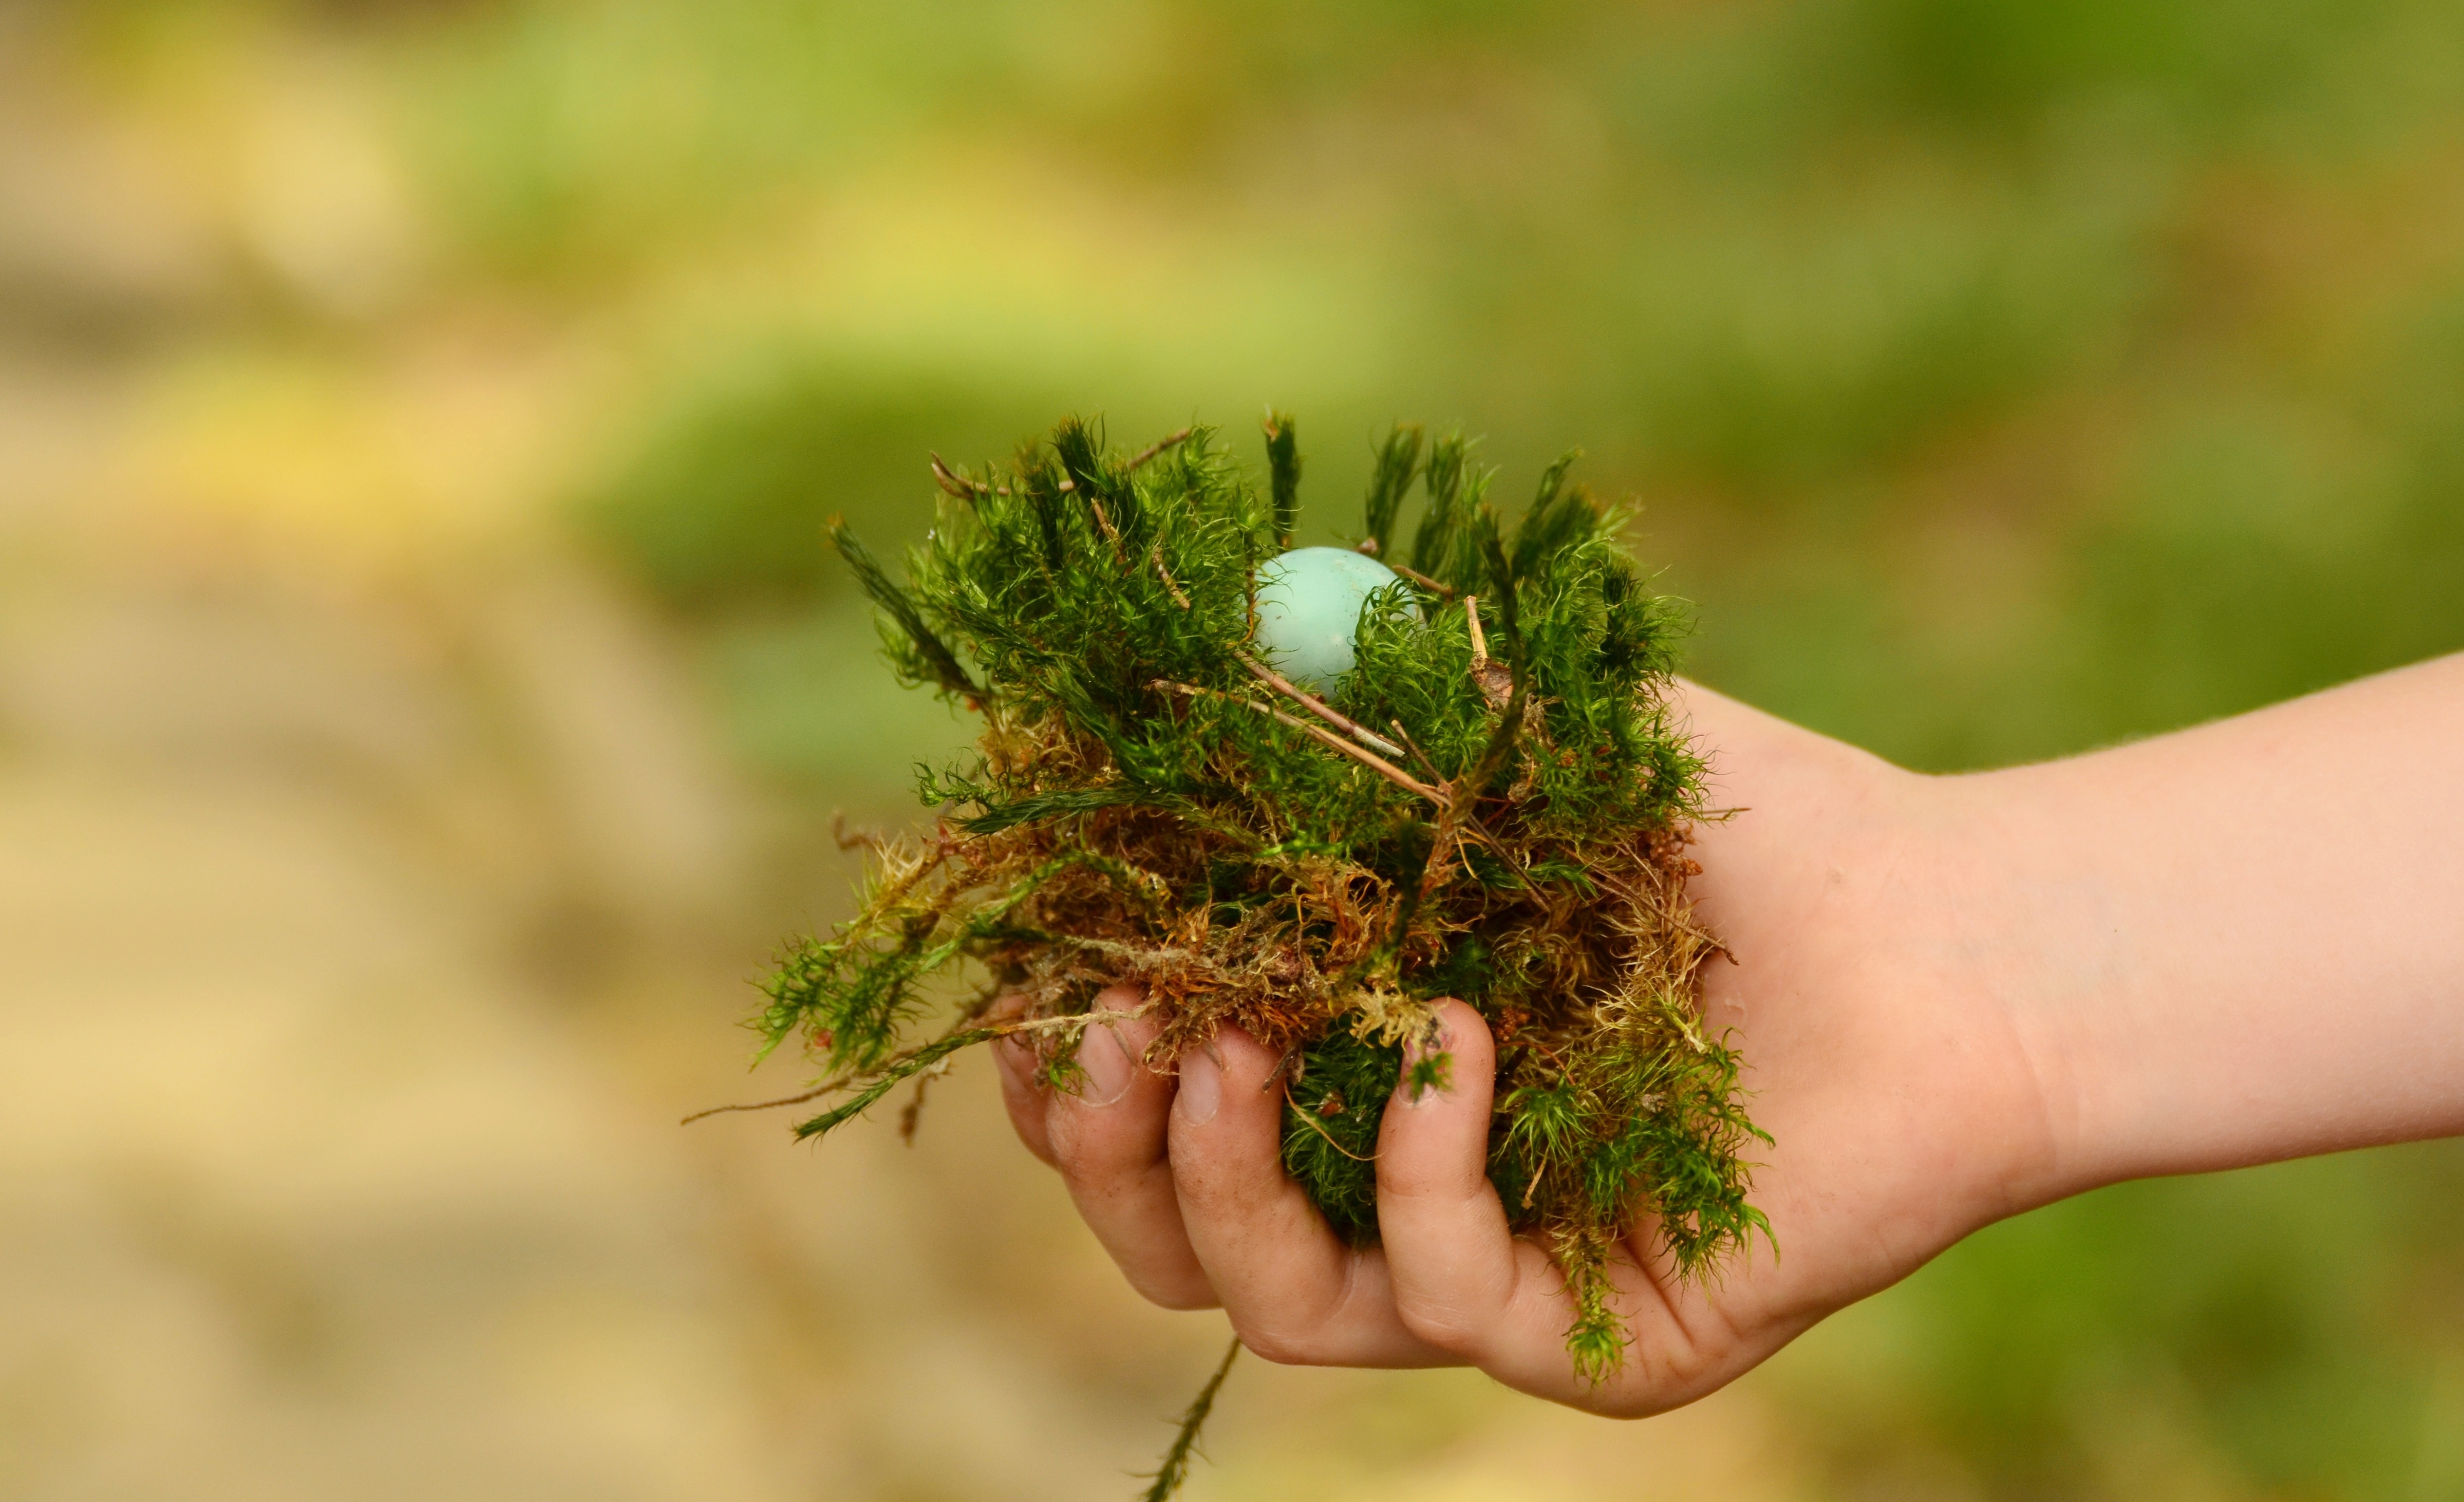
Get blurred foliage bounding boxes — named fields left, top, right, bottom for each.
left=31, top=0, right=2464, bottom=1494
left=451, top=0, right=2464, bottom=758
left=580, top=355, right=1064, bottom=607
left=1790, top=1143, right=2464, bottom=1496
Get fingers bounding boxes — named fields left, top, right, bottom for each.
left=1375, top=999, right=1657, bottom=1403
left=1011, top=991, right=1725, bottom=1405
left=1040, top=986, right=1216, bottom=1310
left=988, top=997, right=1057, bottom=1167
left=1373, top=1002, right=1547, bottom=1361
left=1167, top=1024, right=1450, bottom=1367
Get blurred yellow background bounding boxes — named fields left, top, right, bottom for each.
left=5, top=1, right=2464, bottom=1497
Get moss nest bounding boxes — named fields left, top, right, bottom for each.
left=745, top=413, right=1766, bottom=1379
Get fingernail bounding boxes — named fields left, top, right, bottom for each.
left=1176, top=1045, right=1221, bottom=1125
left=1076, top=1023, right=1133, bottom=1106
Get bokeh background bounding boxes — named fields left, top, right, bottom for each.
left=6, top=0, right=2464, bottom=1497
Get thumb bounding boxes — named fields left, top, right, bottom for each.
left=1373, top=999, right=1526, bottom=1362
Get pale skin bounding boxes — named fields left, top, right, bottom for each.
left=991, top=652, right=2464, bottom=1416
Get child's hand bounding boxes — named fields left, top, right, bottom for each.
left=992, top=684, right=2050, bottom=1412
left=993, top=658, right=2464, bottom=1412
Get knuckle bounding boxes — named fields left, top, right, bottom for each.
left=1628, top=1338, right=1721, bottom=1411
left=1162, top=1140, right=1239, bottom=1207
left=1048, top=1116, right=1148, bottom=1184
left=1391, top=1289, right=1489, bottom=1359
left=1045, top=1133, right=1103, bottom=1188
left=1371, top=1157, right=1453, bottom=1204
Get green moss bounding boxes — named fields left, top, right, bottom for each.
left=754, top=412, right=1765, bottom=1385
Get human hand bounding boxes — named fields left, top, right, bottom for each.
left=991, top=682, right=2064, bottom=1413
left=995, top=654, right=2464, bottom=1412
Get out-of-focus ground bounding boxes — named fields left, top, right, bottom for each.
left=1, top=416, right=1800, bottom=1502
left=0, top=13, right=1792, bottom=1499
left=0, top=226, right=1791, bottom=1502
left=5, top=2, right=2464, bottom=1498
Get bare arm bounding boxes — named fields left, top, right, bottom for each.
left=1952, top=652, right=2464, bottom=1190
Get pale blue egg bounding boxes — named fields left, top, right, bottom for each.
left=1251, top=546, right=1404, bottom=691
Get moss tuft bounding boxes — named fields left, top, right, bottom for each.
left=752, top=414, right=1767, bottom=1381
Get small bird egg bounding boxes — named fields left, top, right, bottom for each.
left=1251, top=546, right=1405, bottom=691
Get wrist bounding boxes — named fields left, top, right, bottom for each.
left=1852, top=770, right=2088, bottom=1239
left=1681, top=692, right=2073, bottom=1266
left=1918, top=769, right=2108, bottom=1214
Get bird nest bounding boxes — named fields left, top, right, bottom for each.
left=736, top=414, right=1766, bottom=1380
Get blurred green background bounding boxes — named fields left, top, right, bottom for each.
left=4, top=0, right=2463, bottom=1497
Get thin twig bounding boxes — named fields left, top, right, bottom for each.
left=679, top=1076, right=851, bottom=1126
left=1386, top=717, right=1442, bottom=781
left=1081, top=491, right=1128, bottom=570
left=1287, top=1101, right=1377, bottom=1161
left=1387, top=718, right=1509, bottom=859
left=1154, top=680, right=1445, bottom=804
left=897, top=1058, right=954, bottom=1143
left=793, top=1029, right=995, bottom=1140
left=927, top=453, right=984, bottom=499
left=1127, top=426, right=1194, bottom=470
left=1266, top=1044, right=1304, bottom=1091
left=829, top=810, right=889, bottom=852
left=1151, top=544, right=1193, bottom=610
left=680, top=1007, right=1148, bottom=1128
left=1464, top=595, right=1513, bottom=707
left=1022, top=1008, right=1155, bottom=1041
left=1388, top=560, right=1455, bottom=598
left=1139, top=1336, right=1242, bottom=1502
left=1233, top=650, right=1405, bottom=756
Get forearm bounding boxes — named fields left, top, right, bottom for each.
left=1951, top=653, right=2464, bottom=1196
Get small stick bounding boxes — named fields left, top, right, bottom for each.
left=1287, top=1101, right=1376, bottom=1161
left=1140, top=1336, right=1242, bottom=1502
left=1127, top=425, right=1194, bottom=470
left=679, top=1075, right=850, bottom=1125
left=1151, top=544, right=1193, bottom=610
left=829, top=810, right=890, bottom=852
left=1388, top=560, right=1455, bottom=598
left=1153, top=681, right=1446, bottom=804
left=1390, top=720, right=1471, bottom=823
left=927, top=453, right=984, bottom=499
left=1163, top=680, right=1439, bottom=800
left=1463, top=595, right=1514, bottom=708
left=1234, top=651, right=1405, bottom=757
left=1385, top=717, right=1441, bottom=781
left=1266, top=1044, right=1305, bottom=1091
left=897, top=1055, right=957, bottom=1143
left=1389, top=716, right=1513, bottom=858
left=679, top=1007, right=1149, bottom=1126
left=1083, top=491, right=1128, bottom=569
